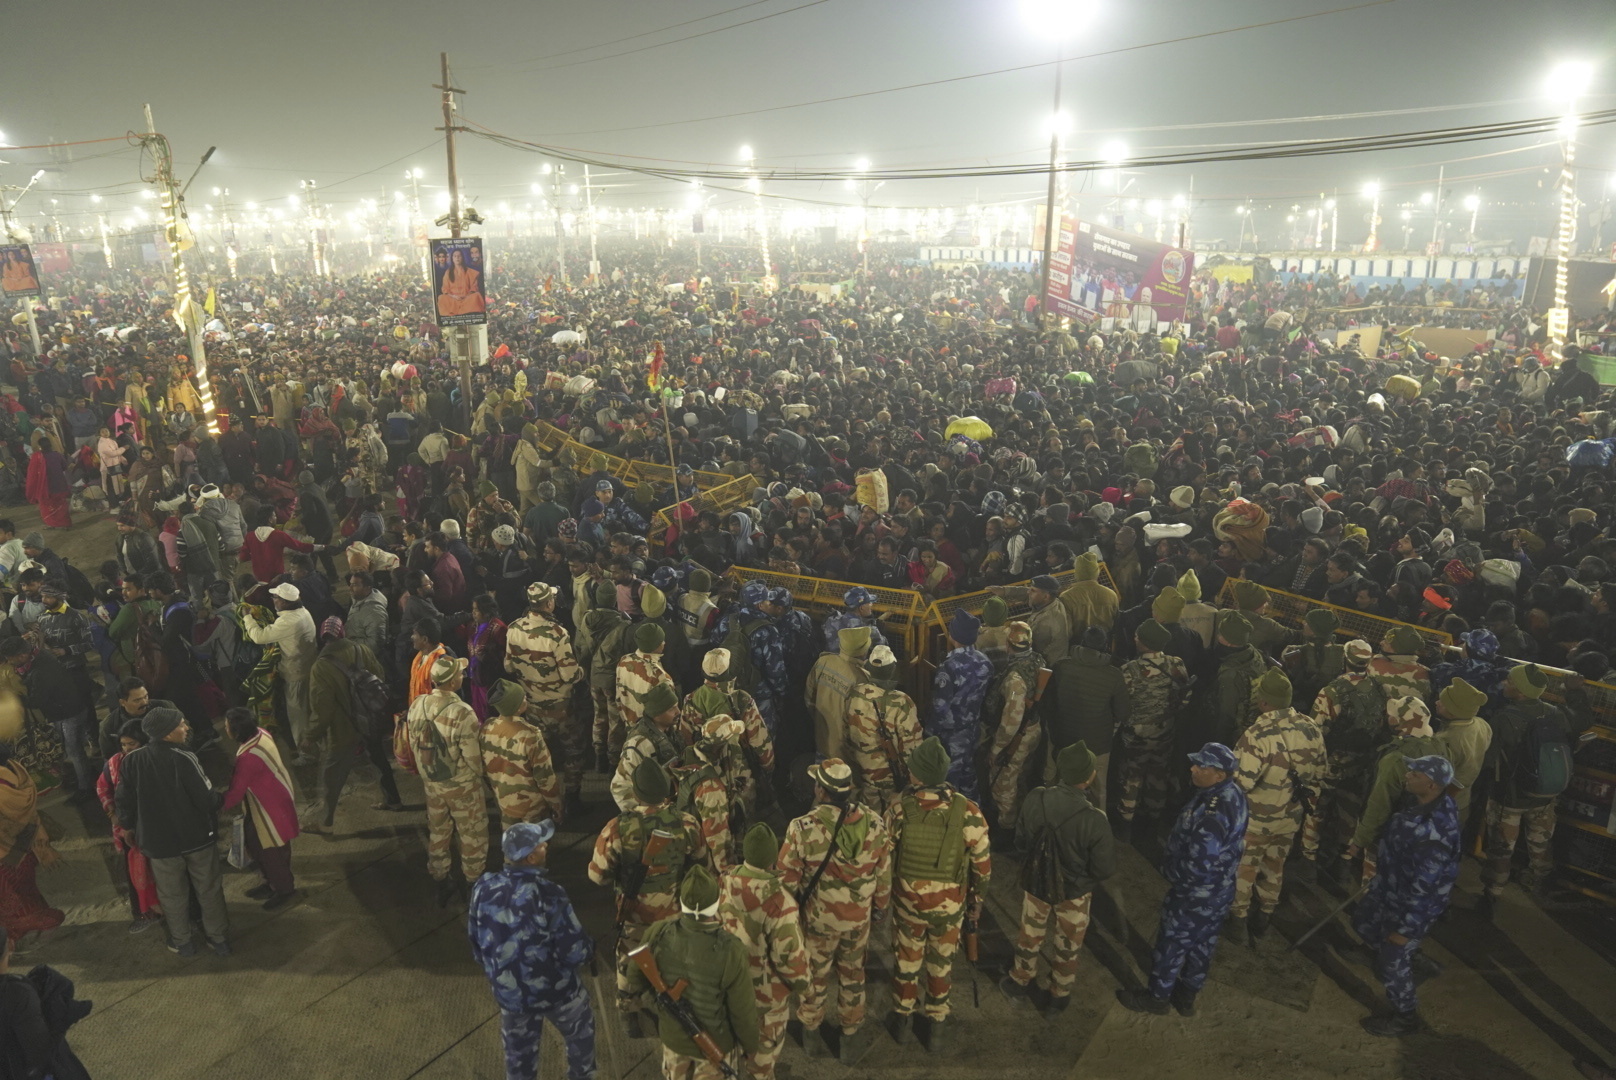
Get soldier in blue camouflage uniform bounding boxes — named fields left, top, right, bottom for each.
left=926, top=609, right=994, bottom=802
left=713, top=581, right=789, bottom=734
left=467, top=821, right=597, bottom=1080
left=1117, top=742, right=1249, bottom=1018
left=1352, top=754, right=1462, bottom=1038
left=820, top=587, right=889, bottom=655
left=594, top=477, right=648, bottom=534
left=770, top=587, right=818, bottom=695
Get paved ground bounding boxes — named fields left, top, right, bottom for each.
left=18, top=505, right=1616, bottom=1080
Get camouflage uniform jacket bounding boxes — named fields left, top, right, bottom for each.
left=675, top=756, right=741, bottom=872
left=885, top=786, right=992, bottom=901
left=1119, top=651, right=1189, bottom=748
left=615, top=649, right=676, bottom=728
left=682, top=681, right=775, bottom=795
left=846, top=683, right=923, bottom=795
left=719, top=865, right=811, bottom=997
left=612, top=718, right=688, bottom=812
left=778, top=802, right=893, bottom=930
left=504, top=611, right=581, bottom=707
left=480, top=717, right=562, bottom=823
left=1233, top=706, right=1325, bottom=823
left=1367, top=655, right=1431, bottom=702
left=587, top=801, right=711, bottom=925
left=405, top=689, right=484, bottom=789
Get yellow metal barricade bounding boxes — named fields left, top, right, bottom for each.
left=1213, top=580, right=1453, bottom=650
left=649, top=475, right=758, bottom=549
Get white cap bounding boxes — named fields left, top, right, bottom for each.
left=269, top=582, right=301, bottom=602
left=868, top=645, right=897, bottom=667
left=703, top=649, right=732, bottom=677
left=199, top=484, right=223, bottom=500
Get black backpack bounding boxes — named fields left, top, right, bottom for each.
left=1017, top=791, right=1091, bottom=904
left=1325, top=674, right=1389, bottom=756
left=332, top=651, right=396, bottom=742
left=60, top=558, right=96, bottom=611
left=1513, top=704, right=1574, bottom=801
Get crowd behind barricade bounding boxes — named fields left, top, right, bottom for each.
left=0, top=239, right=1613, bottom=1078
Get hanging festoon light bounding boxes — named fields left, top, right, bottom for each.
left=1545, top=59, right=1595, bottom=350
left=1361, top=181, right=1381, bottom=253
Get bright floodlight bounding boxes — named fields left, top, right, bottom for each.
left=1362, top=181, right=1380, bottom=198
left=1324, top=198, right=1336, bottom=208
left=1546, top=60, right=1596, bottom=105
left=739, top=144, right=755, bottom=163
left=90, top=194, right=102, bottom=204
left=0, top=130, right=7, bottom=145
left=1234, top=205, right=1246, bottom=215
left=1400, top=209, right=1412, bottom=221
left=412, top=167, right=424, bottom=178
left=1463, top=194, right=1480, bottom=211
left=1171, top=193, right=1186, bottom=209
left=1041, top=110, right=1074, bottom=138
left=1020, top=0, right=1098, bottom=38
left=854, top=157, right=871, bottom=173
left=1146, top=199, right=1162, bottom=216
left=1100, top=139, right=1128, bottom=165
left=1419, top=191, right=1433, bottom=205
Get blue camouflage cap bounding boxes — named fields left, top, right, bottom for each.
left=595, top=479, right=614, bottom=491
left=844, top=586, right=875, bottom=608
left=767, top=587, right=793, bottom=609
left=739, top=580, right=769, bottom=607
left=651, top=566, right=680, bottom=592
left=502, top=819, right=556, bottom=861
left=1404, top=754, right=1457, bottom=788
left=1187, top=742, right=1237, bottom=773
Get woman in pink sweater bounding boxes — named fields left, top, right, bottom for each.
left=220, top=708, right=300, bottom=909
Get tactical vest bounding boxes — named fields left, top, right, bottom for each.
left=676, top=593, right=717, bottom=644
left=896, top=792, right=968, bottom=884
left=620, top=804, right=693, bottom=895
left=986, top=652, right=1043, bottom=726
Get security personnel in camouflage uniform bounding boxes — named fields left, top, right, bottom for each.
left=984, top=621, right=1047, bottom=830
left=480, top=679, right=564, bottom=828
left=1353, top=755, right=1461, bottom=1038
left=1117, top=742, right=1249, bottom=1017
left=1349, top=696, right=1445, bottom=883
left=820, top=586, right=889, bottom=654
left=642, top=584, right=696, bottom=695
left=682, top=649, right=774, bottom=819
left=719, top=824, right=810, bottom=1080
left=1225, top=669, right=1324, bottom=945
left=777, top=758, right=892, bottom=1064
left=467, top=820, right=597, bottom=1080
left=1228, top=580, right=1293, bottom=657
left=1282, top=608, right=1345, bottom=713
left=1369, top=626, right=1432, bottom=701
left=805, top=626, right=870, bottom=761
left=884, top=737, right=992, bottom=1053
left=674, top=716, right=747, bottom=872
left=844, top=646, right=922, bottom=815
left=1116, top=619, right=1190, bottom=841
left=405, top=655, right=489, bottom=906
left=1210, top=612, right=1270, bottom=744
left=613, top=683, right=690, bottom=813
left=580, top=580, right=631, bottom=769
left=714, top=581, right=788, bottom=734
left=504, top=581, right=584, bottom=812
left=618, top=623, right=679, bottom=732
left=590, top=757, right=711, bottom=1037
left=632, top=864, right=759, bottom=1080
left=1296, top=639, right=1384, bottom=888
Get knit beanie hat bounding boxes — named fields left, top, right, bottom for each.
left=640, top=585, right=667, bottom=619
left=1176, top=568, right=1203, bottom=602
left=477, top=479, right=498, bottom=498
left=838, top=625, right=872, bottom=659
left=141, top=706, right=184, bottom=742
left=742, top=823, right=779, bottom=870
left=1385, top=625, right=1424, bottom=655
left=982, top=597, right=1009, bottom=628
left=1136, top=619, right=1172, bottom=652
left=948, top=609, right=980, bottom=646
left=679, top=864, right=720, bottom=915
left=1073, top=553, right=1101, bottom=581
left=1256, top=669, right=1292, bottom=708
left=1232, top=579, right=1269, bottom=611
left=1507, top=663, right=1548, bottom=699
left=1151, top=586, right=1185, bottom=623
left=632, top=757, right=671, bottom=803
left=1439, top=677, right=1488, bottom=721
left=1057, top=740, right=1097, bottom=785
left=642, top=682, right=680, bottom=717
left=687, top=568, right=713, bottom=593
left=1218, top=611, right=1252, bottom=647
left=594, top=581, right=617, bottom=607
left=1304, top=608, right=1340, bottom=639
left=908, top=736, right=951, bottom=786
left=635, top=621, right=665, bottom=652
left=490, top=679, right=525, bottom=716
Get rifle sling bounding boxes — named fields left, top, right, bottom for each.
left=796, top=800, right=853, bottom=908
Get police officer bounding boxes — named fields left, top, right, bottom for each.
left=844, top=646, right=924, bottom=815
left=983, top=621, right=1047, bottom=831
left=504, top=582, right=586, bottom=816
left=719, top=823, right=810, bottom=1080
left=713, top=581, right=787, bottom=735
left=612, top=683, right=687, bottom=813
left=1353, top=755, right=1462, bottom=1037
left=1116, top=742, right=1249, bottom=1017
left=885, top=737, right=992, bottom=1052
left=926, top=610, right=993, bottom=802
left=467, top=821, right=597, bottom=1080
left=631, top=864, right=759, bottom=1079
left=820, top=586, right=888, bottom=654
left=805, top=627, right=870, bottom=761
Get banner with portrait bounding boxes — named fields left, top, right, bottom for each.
left=430, top=237, right=488, bottom=327
left=1044, top=215, right=1194, bottom=328
left=0, top=244, right=42, bottom=298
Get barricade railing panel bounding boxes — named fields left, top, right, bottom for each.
left=532, top=421, right=728, bottom=492
left=1213, top=579, right=1454, bottom=650
left=649, top=475, right=758, bottom=547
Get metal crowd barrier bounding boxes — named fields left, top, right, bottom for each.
left=648, top=475, right=759, bottom=549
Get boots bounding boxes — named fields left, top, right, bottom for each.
left=800, top=1023, right=830, bottom=1058
left=999, top=974, right=1034, bottom=1005
left=564, top=789, right=585, bottom=820
left=838, top=1025, right=875, bottom=1066
left=1115, top=988, right=1171, bottom=1015
left=1222, top=913, right=1249, bottom=946
left=594, top=744, right=612, bottom=776
left=1361, top=1010, right=1422, bottom=1037
left=1041, top=993, right=1070, bottom=1019
left=1410, top=950, right=1445, bottom=984
left=434, top=877, right=456, bottom=908
left=884, top=1011, right=914, bottom=1046
left=1476, top=893, right=1497, bottom=924
left=917, top=1016, right=947, bottom=1054
left=1289, top=859, right=1318, bottom=885
left=1170, top=984, right=1199, bottom=1017
left=622, top=1010, right=650, bottom=1040
left=1249, top=907, right=1271, bottom=941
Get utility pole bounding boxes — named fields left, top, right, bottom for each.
left=434, top=51, right=476, bottom=430
left=302, top=179, right=328, bottom=276
left=548, top=164, right=567, bottom=284
left=142, top=104, right=220, bottom=435
left=1430, top=164, right=1445, bottom=254
left=1038, top=63, right=1064, bottom=331
left=584, top=163, right=600, bottom=281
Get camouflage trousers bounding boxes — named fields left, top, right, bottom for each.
left=591, top=686, right=625, bottom=760
left=614, top=901, right=674, bottom=1014
left=797, top=916, right=873, bottom=1032
left=1482, top=799, right=1556, bottom=897
left=1148, top=886, right=1233, bottom=998
left=1010, top=891, right=1091, bottom=997
left=1298, top=754, right=1374, bottom=862
left=1115, top=737, right=1172, bottom=823
left=1230, top=816, right=1299, bottom=918
left=529, top=699, right=586, bottom=795
left=500, top=985, right=597, bottom=1080
left=661, top=1045, right=735, bottom=1080
left=988, top=717, right=1043, bottom=825
left=891, top=884, right=964, bottom=1020
left=743, top=989, right=792, bottom=1080
left=425, top=780, right=489, bottom=884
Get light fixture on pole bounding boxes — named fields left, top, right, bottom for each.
left=1545, top=59, right=1595, bottom=350
left=1361, top=181, right=1381, bottom=252
left=739, top=144, right=772, bottom=290
left=1463, top=192, right=1481, bottom=251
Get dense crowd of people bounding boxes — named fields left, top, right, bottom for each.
left=0, top=238, right=1612, bottom=1078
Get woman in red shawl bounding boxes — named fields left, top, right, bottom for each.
left=25, top=436, right=71, bottom=529
left=96, top=722, right=162, bottom=932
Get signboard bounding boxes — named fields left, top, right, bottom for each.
left=691, top=213, right=704, bottom=235
left=32, top=243, right=72, bottom=275
left=1044, top=215, right=1194, bottom=327
left=0, top=244, right=42, bottom=297
left=430, top=237, right=488, bottom=327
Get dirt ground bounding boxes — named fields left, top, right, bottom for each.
left=17, top=504, right=1616, bottom=1079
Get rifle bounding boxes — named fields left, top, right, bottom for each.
left=963, top=886, right=981, bottom=1008
left=628, top=944, right=739, bottom=1079
left=870, top=690, right=910, bottom=791
left=1288, top=882, right=1370, bottom=952
left=615, top=828, right=673, bottom=952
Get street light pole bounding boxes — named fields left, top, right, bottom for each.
left=1038, top=63, right=1064, bottom=331
left=1545, top=60, right=1594, bottom=352
left=434, top=51, right=475, bottom=431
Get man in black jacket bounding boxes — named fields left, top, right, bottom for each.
left=114, top=706, right=230, bottom=958
left=116, top=511, right=165, bottom=580
left=98, top=676, right=176, bottom=758
left=1001, top=741, right=1116, bottom=1015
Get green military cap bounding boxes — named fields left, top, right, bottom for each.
left=742, top=822, right=779, bottom=870
left=1304, top=608, right=1340, bottom=638
left=594, top=581, right=617, bottom=607
left=640, top=584, right=668, bottom=619
left=1256, top=668, right=1292, bottom=707
left=680, top=863, right=720, bottom=913
left=1136, top=619, right=1172, bottom=652
left=908, top=736, right=950, bottom=787
left=982, top=597, right=1009, bottom=628
left=1057, top=740, right=1097, bottom=785
left=1152, top=587, right=1185, bottom=624
left=1218, top=611, right=1252, bottom=647
left=635, top=621, right=665, bottom=652
left=632, top=757, right=670, bottom=804
left=489, top=679, right=525, bottom=717
left=642, top=682, right=680, bottom=717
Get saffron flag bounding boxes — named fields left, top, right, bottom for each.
left=648, top=340, right=665, bottom=392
